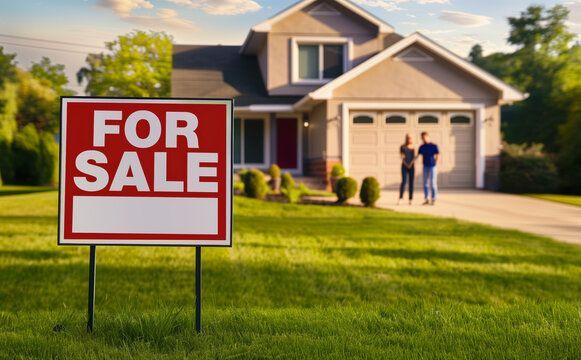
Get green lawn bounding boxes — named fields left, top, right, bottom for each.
left=0, top=192, right=580, bottom=359
left=528, top=194, right=581, bottom=207
left=0, top=185, right=56, bottom=197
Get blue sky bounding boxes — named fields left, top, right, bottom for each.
left=1, top=0, right=579, bottom=93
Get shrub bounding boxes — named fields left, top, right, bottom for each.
left=12, top=124, right=41, bottom=185
left=557, top=115, right=581, bottom=193
left=360, top=177, right=381, bottom=207
left=243, top=169, right=268, bottom=199
left=39, top=132, right=58, bottom=186
left=281, top=186, right=302, bottom=204
left=281, top=172, right=295, bottom=191
left=335, top=177, right=357, bottom=204
left=233, top=180, right=244, bottom=195
left=268, top=164, right=281, bottom=179
left=330, top=163, right=345, bottom=177
left=500, top=143, right=559, bottom=194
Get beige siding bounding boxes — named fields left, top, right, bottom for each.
left=307, top=103, right=328, bottom=160
left=334, top=45, right=500, bottom=101
left=267, top=0, right=387, bottom=96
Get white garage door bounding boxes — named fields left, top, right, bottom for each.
left=349, top=111, right=475, bottom=189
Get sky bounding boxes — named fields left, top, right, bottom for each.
left=0, top=0, right=579, bottom=94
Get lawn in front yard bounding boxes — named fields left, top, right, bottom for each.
left=0, top=185, right=56, bottom=197
left=0, top=192, right=580, bottom=359
left=528, top=194, right=581, bottom=207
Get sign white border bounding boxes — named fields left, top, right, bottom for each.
left=58, top=97, right=233, bottom=247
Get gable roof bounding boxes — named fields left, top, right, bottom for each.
left=172, top=45, right=301, bottom=107
left=296, top=32, right=527, bottom=107
left=241, top=0, right=394, bottom=54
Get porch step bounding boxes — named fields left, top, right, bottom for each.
left=294, top=176, right=327, bottom=191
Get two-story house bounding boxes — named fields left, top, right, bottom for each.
left=172, top=0, right=525, bottom=190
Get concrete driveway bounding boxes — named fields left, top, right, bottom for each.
left=376, top=190, right=581, bottom=245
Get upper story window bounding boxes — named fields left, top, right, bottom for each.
left=292, top=37, right=349, bottom=84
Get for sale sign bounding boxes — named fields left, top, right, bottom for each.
left=58, top=97, right=233, bottom=246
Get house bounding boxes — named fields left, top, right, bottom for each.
left=172, top=0, right=526, bottom=190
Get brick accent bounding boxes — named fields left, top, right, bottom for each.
left=305, top=159, right=342, bottom=190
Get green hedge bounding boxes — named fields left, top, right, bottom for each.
left=360, top=177, right=381, bottom=207
left=335, top=177, right=357, bottom=204
left=243, top=169, right=268, bottom=199
left=11, top=124, right=58, bottom=186
left=500, top=143, right=558, bottom=194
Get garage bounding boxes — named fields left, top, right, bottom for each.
left=348, top=110, right=475, bottom=189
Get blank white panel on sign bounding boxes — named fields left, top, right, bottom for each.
left=72, top=197, right=218, bottom=235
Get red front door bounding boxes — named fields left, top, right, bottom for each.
left=276, top=118, right=298, bottom=169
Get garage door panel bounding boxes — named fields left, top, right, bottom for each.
left=350, top=110, right=476, bottom=189
left=351, top=151, right=378, bottom=167
left=351, top=132, right=378, bottom=146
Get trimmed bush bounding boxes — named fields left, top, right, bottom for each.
left=12, top=124, right=41, bottom=185
left=281, top=172, right=295, bottom=191
left=500, top=143, right=559, bottom=194
left=360, top=177, right=381, bottom=207
left=268, top=164, right=281, bottom=179
left=243, top=169, right=268, bottom=199
left=335, top=177, right=357, bottom=204
left=331, top=163, right=345, bottom=177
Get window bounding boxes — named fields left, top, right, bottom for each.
left=450, top=114, right=472, bottom=125
left=353, top=114, right=374, bottom=124
left=234, top=118, right=266, bottom=165
left=295, top=40, right=347, bottom=82
left=418, top=114, right=439, bottom=124
left=385, top=115, right=407, bottom=124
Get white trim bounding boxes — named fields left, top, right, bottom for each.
left=302, top=32, right=526, bottom=103
left=417, top=112, right=441, bottom=125
left=341, top=102, right=486, bottom=189
left=291, top=37, right=352, bottom=85
left=236, top=105, right=294, bottom=112
left=449, top=112, right=474, bottom=126
left=383, top=112, right=409, bottom=126
left=251, top=0, right=393, bottom=33
left=233, top=115, right=271, bottom=170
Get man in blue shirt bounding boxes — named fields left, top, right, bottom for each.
left=418, top=132, right=439, bottom=205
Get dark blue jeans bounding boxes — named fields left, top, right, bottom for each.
left=400, top=165, right=415, bottom=200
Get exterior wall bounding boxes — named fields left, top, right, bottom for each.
left=317, top=46, right=504, bottom=187
left=333, top=45, right=500, bottom=101
left=306, top=102, right=327, bottom=160
left=266, top=0, right=390, bottom=96
left=257, top=39, right=269, bottom=89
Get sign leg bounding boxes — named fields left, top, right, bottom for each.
left=195, top=246, right=202, bottom=333
left=87, top=245, right=97, bottom=333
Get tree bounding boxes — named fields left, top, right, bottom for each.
left=0, top=47, right=16, bottom=90
left=30, top=57, right=75, bottom=96
left=470, top=5, right=577, bottom=152
left=77, top=31, right=172, bottom=97
left=15, top=69, right=59, bottom=134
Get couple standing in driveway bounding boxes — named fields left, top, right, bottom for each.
left=398, top=132, right=439, bottom=206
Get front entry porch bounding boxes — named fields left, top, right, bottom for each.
left=233, top=112, right=304, bottom=175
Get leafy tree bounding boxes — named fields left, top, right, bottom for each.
left=77, top=31, right=172, bottom=97
left=470, top=5, right=577, bottom=152
left=30, top=57, right=74, bottom=96
left=0, top=47, right=16, bottom=90
left=15, top=69, right=59, bottom=134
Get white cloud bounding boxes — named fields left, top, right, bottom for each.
left=165, top=0, right=262, bottom=15
left=98, top=0, right=194, bottom=30
left=127, top=8, right=195, bottom=30
left=438, top=10, right=491, bottom=27
left=417, top=0, right=448, bottom=3
left=98, top=0, right=153, bottom=16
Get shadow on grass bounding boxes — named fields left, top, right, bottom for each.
left=0, top=187, right=56, bottom=197
left=0, top=250, right=72, bottom=260
left=1, top=256, right=578, bottom=312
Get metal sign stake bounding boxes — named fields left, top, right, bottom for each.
left=195, top=246, right=202, bottom=333
left=87, top=245, right=97, bottom=333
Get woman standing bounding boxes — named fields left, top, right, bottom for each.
left=399, top=134, right=415, bottom=205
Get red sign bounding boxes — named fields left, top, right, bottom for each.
left=58, top=97, right=233, bottom=246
